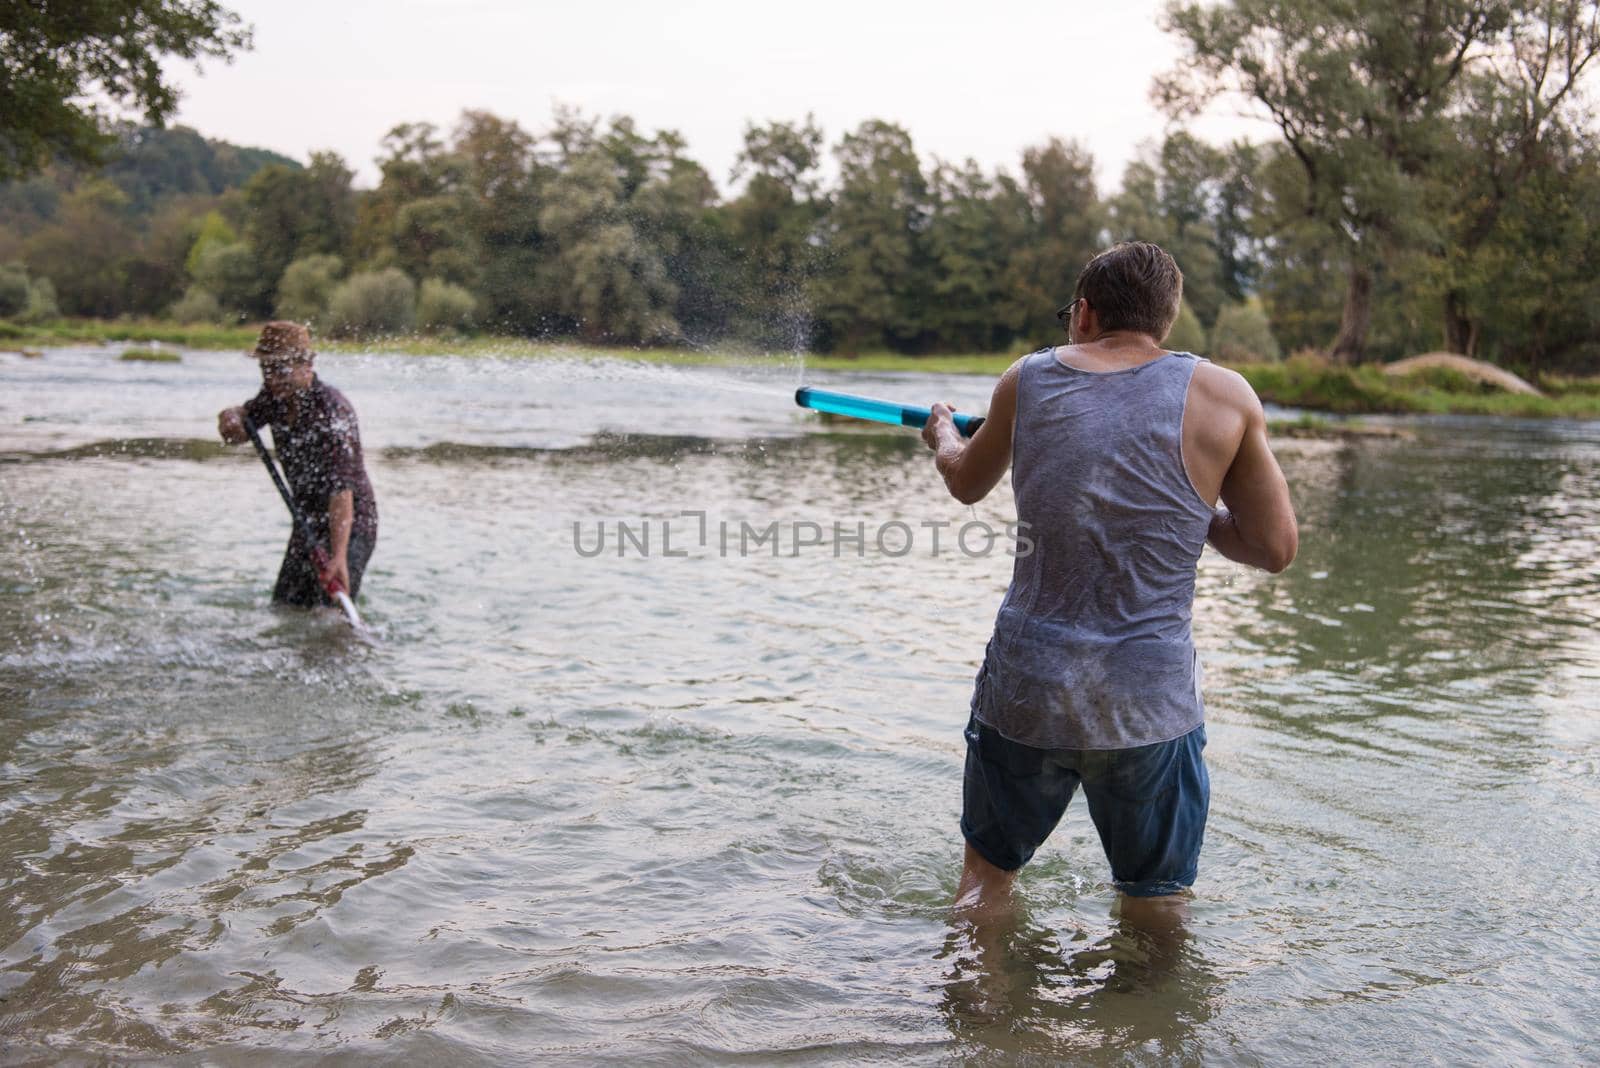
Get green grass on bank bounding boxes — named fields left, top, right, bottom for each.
left=119, top=346, right=182, bottom=363
left=1234, top=356, right=1600, bottom=418
left=803, top=351, right=1600, bottom=417
left=5, top=317, right=260, bottom=350
left=0, top=318, right=774, bottom=365
left=7, top=318, right=1600, bottom=419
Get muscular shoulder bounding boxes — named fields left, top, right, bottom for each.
left=1190, top=361, right=1264, bottom=425
left=1182, top=363, right=1260, bottom=491
left=1001, top=352, right=1031, bottom=387
left=984, top=353, right=1032, bottom=423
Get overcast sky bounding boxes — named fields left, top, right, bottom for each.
left=168, top=0, right=1273, bottom=192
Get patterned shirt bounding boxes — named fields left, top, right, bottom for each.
left=244, top=376, right=378, bottom=541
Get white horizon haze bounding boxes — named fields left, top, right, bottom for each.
left=167, top=0, right=1274, bottom=192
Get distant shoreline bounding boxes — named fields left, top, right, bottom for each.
left=6, top=319, right=1599, bottom=420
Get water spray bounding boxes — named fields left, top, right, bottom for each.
left=241, top=414, right=365, bottom=630
left=794, top=386, right=986, bottom=437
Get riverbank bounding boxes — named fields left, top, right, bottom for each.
left=6, top=319, right=1599, bottom=418
left=810, top=352, right=1600, bottom=419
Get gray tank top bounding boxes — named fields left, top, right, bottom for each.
left=973, top=347, right=1214, bottom=750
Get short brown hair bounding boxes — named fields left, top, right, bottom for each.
left=1073, top=242, right=1183, bottom=340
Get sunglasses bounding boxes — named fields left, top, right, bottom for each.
left=1055, top=298, right=1085, bottom=329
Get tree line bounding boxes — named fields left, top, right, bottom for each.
left=2, top=0, right=1598, bottom=374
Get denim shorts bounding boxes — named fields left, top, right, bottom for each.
left=960, top=715, right=1209, bottom=897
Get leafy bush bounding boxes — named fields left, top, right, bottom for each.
left=416, top=278, right=477, bottom=334
left=1164, top=300, right=1206, bottom=353
left=275, top=254, right=345, bottom=326
left=325, top=268, right=416, bottom=338
left=0, top=263, right=30, bottom=317
left=1211, top=299, right=1282, bottom=362
left=0, top=263, right=58, bottom=322
left=169, top=286, right=223, bottom=324
left=21, top=277, right=58, bottom=322
left=191, top=241, right=266, bottom=316
left=185, top=211, right=238, bottom=277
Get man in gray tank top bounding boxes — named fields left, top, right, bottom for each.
left=921, top=242, right=1298, bottom=929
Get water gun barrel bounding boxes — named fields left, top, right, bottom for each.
left=794, top=387, right=985, bottom=437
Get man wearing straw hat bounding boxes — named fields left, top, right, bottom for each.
left=217, top=322, right=379, bottom=608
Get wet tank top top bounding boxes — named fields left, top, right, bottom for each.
left=973, top=347, right=1215, bottom=749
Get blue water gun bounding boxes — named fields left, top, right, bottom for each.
left=794, top=386, right=986, bottom=438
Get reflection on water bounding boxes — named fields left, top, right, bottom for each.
left=940, top=902, right=1214, bottom=1064
left=1, top=348, right=1598, bottom=1062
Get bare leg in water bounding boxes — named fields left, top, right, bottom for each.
left=1105, top=892, right=1193, bottom=984
left=952, top=842, right=1018, bottom=923
left=943, top=843, right=1023, bottom=1022
left=1116, top=891, right=1190, bottom=933
left=956, top=841, right=1193, bottom=941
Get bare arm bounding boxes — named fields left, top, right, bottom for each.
left=921, top=359, right=1023, bottom=505
left=327, top=489, right=354, bottom=591
left=1207, top=394, right=1297, bottom=573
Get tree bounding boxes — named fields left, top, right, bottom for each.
left=726, top=117, right=826, bottom=348
left=1109, top=136, right=1227, bottom=327
left=1429, top=3, right=1600, bottom=357
left=21, top=179, right=135, bottom=316
left=921, top=159, right=1019, bottom=352
left=390, top=194, right=479, bottom=287
left=1159, top=0, right=1513, bottom=362
left=1212, top=298, right=1283, bottom=361
left=998, top=137, right=1113, bottom=337
left=632, top=141, right=731, bottom=343
left=121, top=194, right=204, bottom=314
left=1210, top=141, right=1269, bottom=303
left=537, top=148, right=678, bottom=343
left=275, top=253, right=345, bottom=325
left=1167, top=301, right=1208, bottom=353
left=242, top=153, right=354, bottom=291
left=184, top=209, right=236, bottom=276
left=0, top=1, right=252, bottom=179
left=813, top=120, right=928, bottom=352
left=353, top=122, right=458, bottom=264
left=453, top=110, right=546, bottom=333
left=1456, top=141, right=1600, bottom=375
left=190, top=239, right=265, bottom=317
left=98, top=122, right=291, bottom=211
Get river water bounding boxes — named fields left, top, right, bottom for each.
left=2, top=346, right=1597, bottom=1064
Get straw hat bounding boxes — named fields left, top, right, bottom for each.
left=248, top=321, right=316, bottom=362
